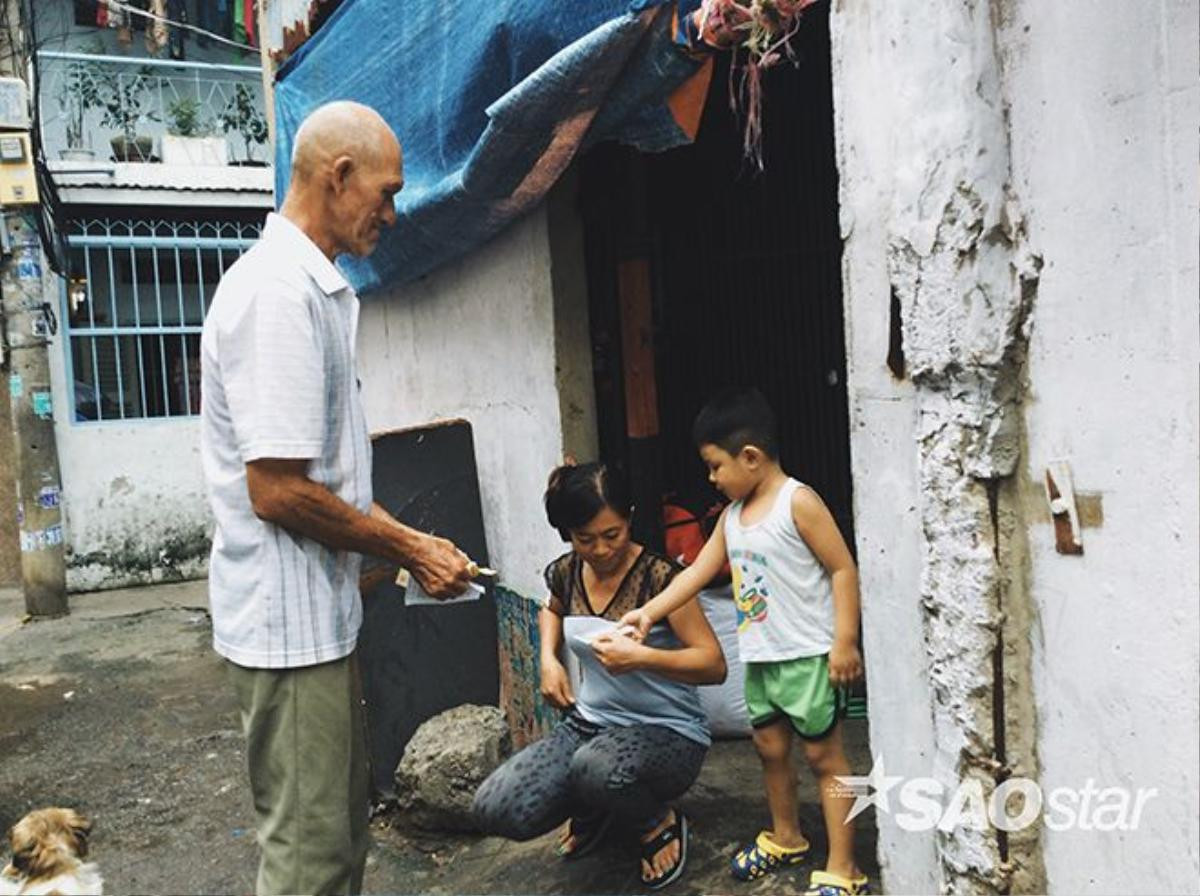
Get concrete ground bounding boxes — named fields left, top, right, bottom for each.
left=0, top=581, right=879, bottom=895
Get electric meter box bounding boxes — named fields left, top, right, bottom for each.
left=0, top=77, right=29, bottom=130
left=0, top=132, right=38, bottom=205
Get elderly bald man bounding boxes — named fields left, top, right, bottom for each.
left=200, top=101, right=473, bottom=896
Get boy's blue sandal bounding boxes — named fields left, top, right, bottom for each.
left=555, top=811, right=613, bottom=859
left=730, top=830, right=810, bottom=880
left=804, top=870, right=871, bottom=895
left=641, top=810, right=689, bottom=890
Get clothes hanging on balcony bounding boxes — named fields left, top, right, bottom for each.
left=95, top=0, right=107, bottom=27
left=243, top=0, right=257, bottom=47
left=145, top=0, right=168, bottom=54
left=233, top=0, right=246, bottom=45
left=75, top=0, right=96, bottom=27
left=196, top=0, right=226, bottom=47
left=132, top=0, right=150, bottom=31
left=102, top=0, right=132, bottom=46
left=102, top=1, right=127, bottom=28
left=167, top=0, right=188, bottom=59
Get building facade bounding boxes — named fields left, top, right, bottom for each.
left=5, top=0, right=1190, bottom=891
left=260, top=1, right=1199, bottom=893
left=11, top=0, right=273, bottom=589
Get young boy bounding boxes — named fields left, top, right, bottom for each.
left=621, top=388, right=869, bottom=896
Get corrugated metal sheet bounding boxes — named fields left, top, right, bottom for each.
left=48, top=161, right=274, bottom=193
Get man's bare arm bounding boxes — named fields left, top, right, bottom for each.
left=246, top=458, right=472, bottom=598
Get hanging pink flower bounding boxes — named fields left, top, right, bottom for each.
left=694, top=0, right=820, bottom=168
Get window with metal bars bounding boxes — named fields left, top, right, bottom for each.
left=62, top=217, right=262, bottom=423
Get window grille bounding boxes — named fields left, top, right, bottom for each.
left=63, top=218, right=261, bottom=422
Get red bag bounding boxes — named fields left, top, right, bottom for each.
left=662, top=498, right=732, bottom=584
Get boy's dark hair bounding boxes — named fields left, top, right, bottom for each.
left=692, top=387, right=780, bottom=459
left=544, top=462, right=633, bottom=541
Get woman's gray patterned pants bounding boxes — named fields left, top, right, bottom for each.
left=472, top=710, right=707, bottom=839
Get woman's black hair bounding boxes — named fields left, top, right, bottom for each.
left=544, top=462, right=633, bottom=541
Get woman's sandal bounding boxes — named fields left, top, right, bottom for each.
left=555, top=811, right=613, bottom=860
left=804, top=870, right=871, bottom=895
left=730, top=830, right=811, bottom=881
left=640, top=809, right=689, bottom=890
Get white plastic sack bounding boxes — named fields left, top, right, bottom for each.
left=697, top=586, right=752, bottom=738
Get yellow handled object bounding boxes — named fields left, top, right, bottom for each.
left=394, top=559, right=496, bottom=587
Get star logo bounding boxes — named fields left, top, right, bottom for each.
left=834, top=754, right=904, bottom=822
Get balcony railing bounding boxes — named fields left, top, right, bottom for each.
left=36, top=51, right=269, bottom=166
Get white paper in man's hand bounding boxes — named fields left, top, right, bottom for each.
left=403, top=574, right=484, bottom=606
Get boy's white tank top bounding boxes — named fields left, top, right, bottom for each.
left=723, top=478, right=835, bottom=662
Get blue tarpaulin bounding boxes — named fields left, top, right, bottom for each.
left=274, top=0, right=709, bottom=293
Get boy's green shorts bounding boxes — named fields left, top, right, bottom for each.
left=744, top=654, right=839, bottom=739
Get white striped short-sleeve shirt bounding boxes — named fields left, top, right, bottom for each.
left=200, top=213, right=372, bottom=669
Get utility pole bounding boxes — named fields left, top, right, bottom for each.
left=0, top=0, right=67, bottom=615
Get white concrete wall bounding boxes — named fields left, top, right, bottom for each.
left=835, top=1, right=1200, bottom=893
left=45, top=202, right=572, bottom=596
left=45, top=322, right=211, bottom=592
left=48, top=203, right=576, bottom=598
left=355, top=205, right=572, bottom=600
left=1002, top=3, right=1200, bottom=894
left=830, top=8, right=941, bottom=894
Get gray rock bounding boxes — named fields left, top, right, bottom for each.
left=393, top=703, right=512, bottom=832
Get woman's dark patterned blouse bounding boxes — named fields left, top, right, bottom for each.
left=542, top=549, right=682, bottom=621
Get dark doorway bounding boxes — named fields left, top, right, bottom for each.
left=578, top=1, right=853, bottom=551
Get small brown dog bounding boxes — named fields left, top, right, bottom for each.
left=0, top=809, right=103, bottom=896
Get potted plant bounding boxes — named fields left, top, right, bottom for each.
left=161, top=96, right=228, bottom=166
left=55, top=55, right=103, bottom=161
left=100, top=67, right=158, bottom=162
left=219, top=83, right=269, bottom=166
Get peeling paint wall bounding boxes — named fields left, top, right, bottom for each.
left=833, top=0, right=1041, bottom=889
left=495, top=585, right=560, bottom=748
left=45, top=412, right=211, bottom=592
left=835, top=1, right=1199, bottom=893
left=39, top=275, right=211, bottom=592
